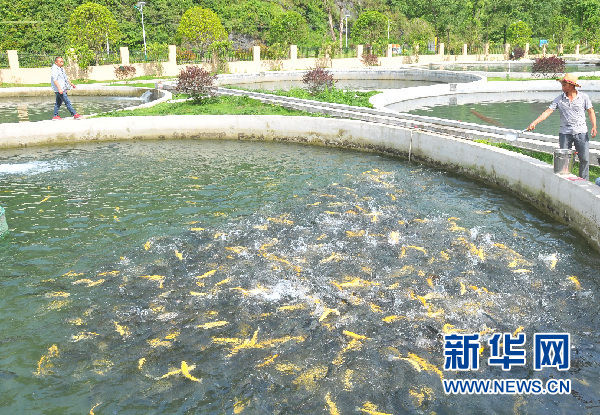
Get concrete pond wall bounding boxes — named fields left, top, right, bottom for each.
left=1, top=115, right=599, bottom=252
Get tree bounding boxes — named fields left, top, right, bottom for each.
left=352, top=10, right=388, bottom=52
left=507, top=20, right=532, bottom=47
left=404, top=17, right=435, bottom=51
left=268, top=10, right=308, bottom=46
left=69, top=2, right=121, bottom=66
left=583, top=12, right=600, bottom=49
left=548, top=15, right=573, bottom=45
left=177, top=6, right=228, bottom=51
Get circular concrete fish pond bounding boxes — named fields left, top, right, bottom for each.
left=0, top=87, right=160, bottom=123
left=388, top=90, right=600, bottom=138
left=0, top=139, right=598, bottom=413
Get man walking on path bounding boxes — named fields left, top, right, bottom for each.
left=50, top=56, right=81, bottom=120
left=528, top=73, right=596, bottom=180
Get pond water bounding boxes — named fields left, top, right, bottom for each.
left=392, top=91, right=600, bottom=138
left=0, top=95, right=151, bottom=123
left=0, top=140, right=598, bottom=414
left=227, top=78, right=442, bottom=91
left=427, top=63, right=600, bottom=73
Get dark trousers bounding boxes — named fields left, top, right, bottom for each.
left=54, top=92, right=76, bottom=116
left=559, top=132, right=589, bottom=180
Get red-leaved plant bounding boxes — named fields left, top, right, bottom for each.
left=532, top=56, right=566, bottom=78
left=360, top=53, right=380, bottom=67
left=114, top=65, right=136, bottom=81
left=176, top=66, right=218, bottom=102
left=302, top=66, right=336, bottom=95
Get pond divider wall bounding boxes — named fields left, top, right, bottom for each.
left=1, top=115, right=599, bottom=251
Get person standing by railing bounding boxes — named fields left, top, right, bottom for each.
left=50, top=56, right=81, bottom=120
left=527, top=73, right=596, bottom=180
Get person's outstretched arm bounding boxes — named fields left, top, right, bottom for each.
left=528, top=108, right=554, bottom=131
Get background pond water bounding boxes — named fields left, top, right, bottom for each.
left=0, top=140, right=598, bottom=414
left=393, top=91, right=600, bottom=138
left=0, top=95, right=150, bottom=123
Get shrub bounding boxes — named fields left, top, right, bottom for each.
left=302, top=66, right=335, bottom=95
left=361, top=52, right=380, bottom=67
left=532, top=55, right=566, bottom=78
left=511, top=46, right=525, bottom=60
left=176, top=66, right=217, bottom=102
left=114, top=65, right=136, bottom=81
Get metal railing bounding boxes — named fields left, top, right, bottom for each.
left=0, top=53, right=8, bottom=69
left=17, top=53, right=55, bottom=68
left=332, top=47, right=356, bottom=59
left=488, top=44, right=505, bottom=55
left=97, top=52, right=121, bottom=65
left=176, top=49, right=211, bottom=65
left=227, top=48, right=253, bottom=62
left=297, top=47, right=322, bottom=59
left=130, top=49, right=169, bottom=63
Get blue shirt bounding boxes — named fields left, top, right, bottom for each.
left=549, top=91, right=593, bottom=134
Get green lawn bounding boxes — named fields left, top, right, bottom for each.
left=225, top=85, right=379, bottom=108
left=93, top=94, right=326, bottom=117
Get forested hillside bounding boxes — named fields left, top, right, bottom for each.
left=1, top=0, right=599, bottom=54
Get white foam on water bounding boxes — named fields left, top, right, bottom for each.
left=0, top=161, right=68, bottom=175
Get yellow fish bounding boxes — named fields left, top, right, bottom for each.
left=278, top=303, right=306, bottom=312
left=225, top=246, right=249, bottom=254
left=257, top=354, right=278, bottom=368
left=197, top=270, right=216, bottom=279
left=321, top=253, right=343, bottom=263
left=568, top=276, right=581, bottom=290
left=175, top=250, right=183, bottom=260
left=319, top=307, right=340, bottom=322
left=90, top=402, right=101, bottom=415
left=35, top=344, right=59, bottom=376
left=343, top=330, right=368, bottom=340
left=114, top=322, right=130, bottom=337
left=395, top=352, right=443, bottom=381
left=400, top=245, right=427, bottom=257
left=359, top=401, right=393, bottom=415
left=71, top=332, right=99, bottom=342
left=197, top=321, right=229, bottom=329
left=382, top=315, right=406, bottom=323
left=181, top=361, right=202, bottom=382
left=325, top=392, right=340, bottom=415
left=72, top=279, right=105, bottom=287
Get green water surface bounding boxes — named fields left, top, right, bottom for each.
left=0, top=140, right=598, bottom=414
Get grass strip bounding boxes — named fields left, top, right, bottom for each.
left=224, top=85, right=380, bottom=108
left=93, top=94, right=326, bottom=118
